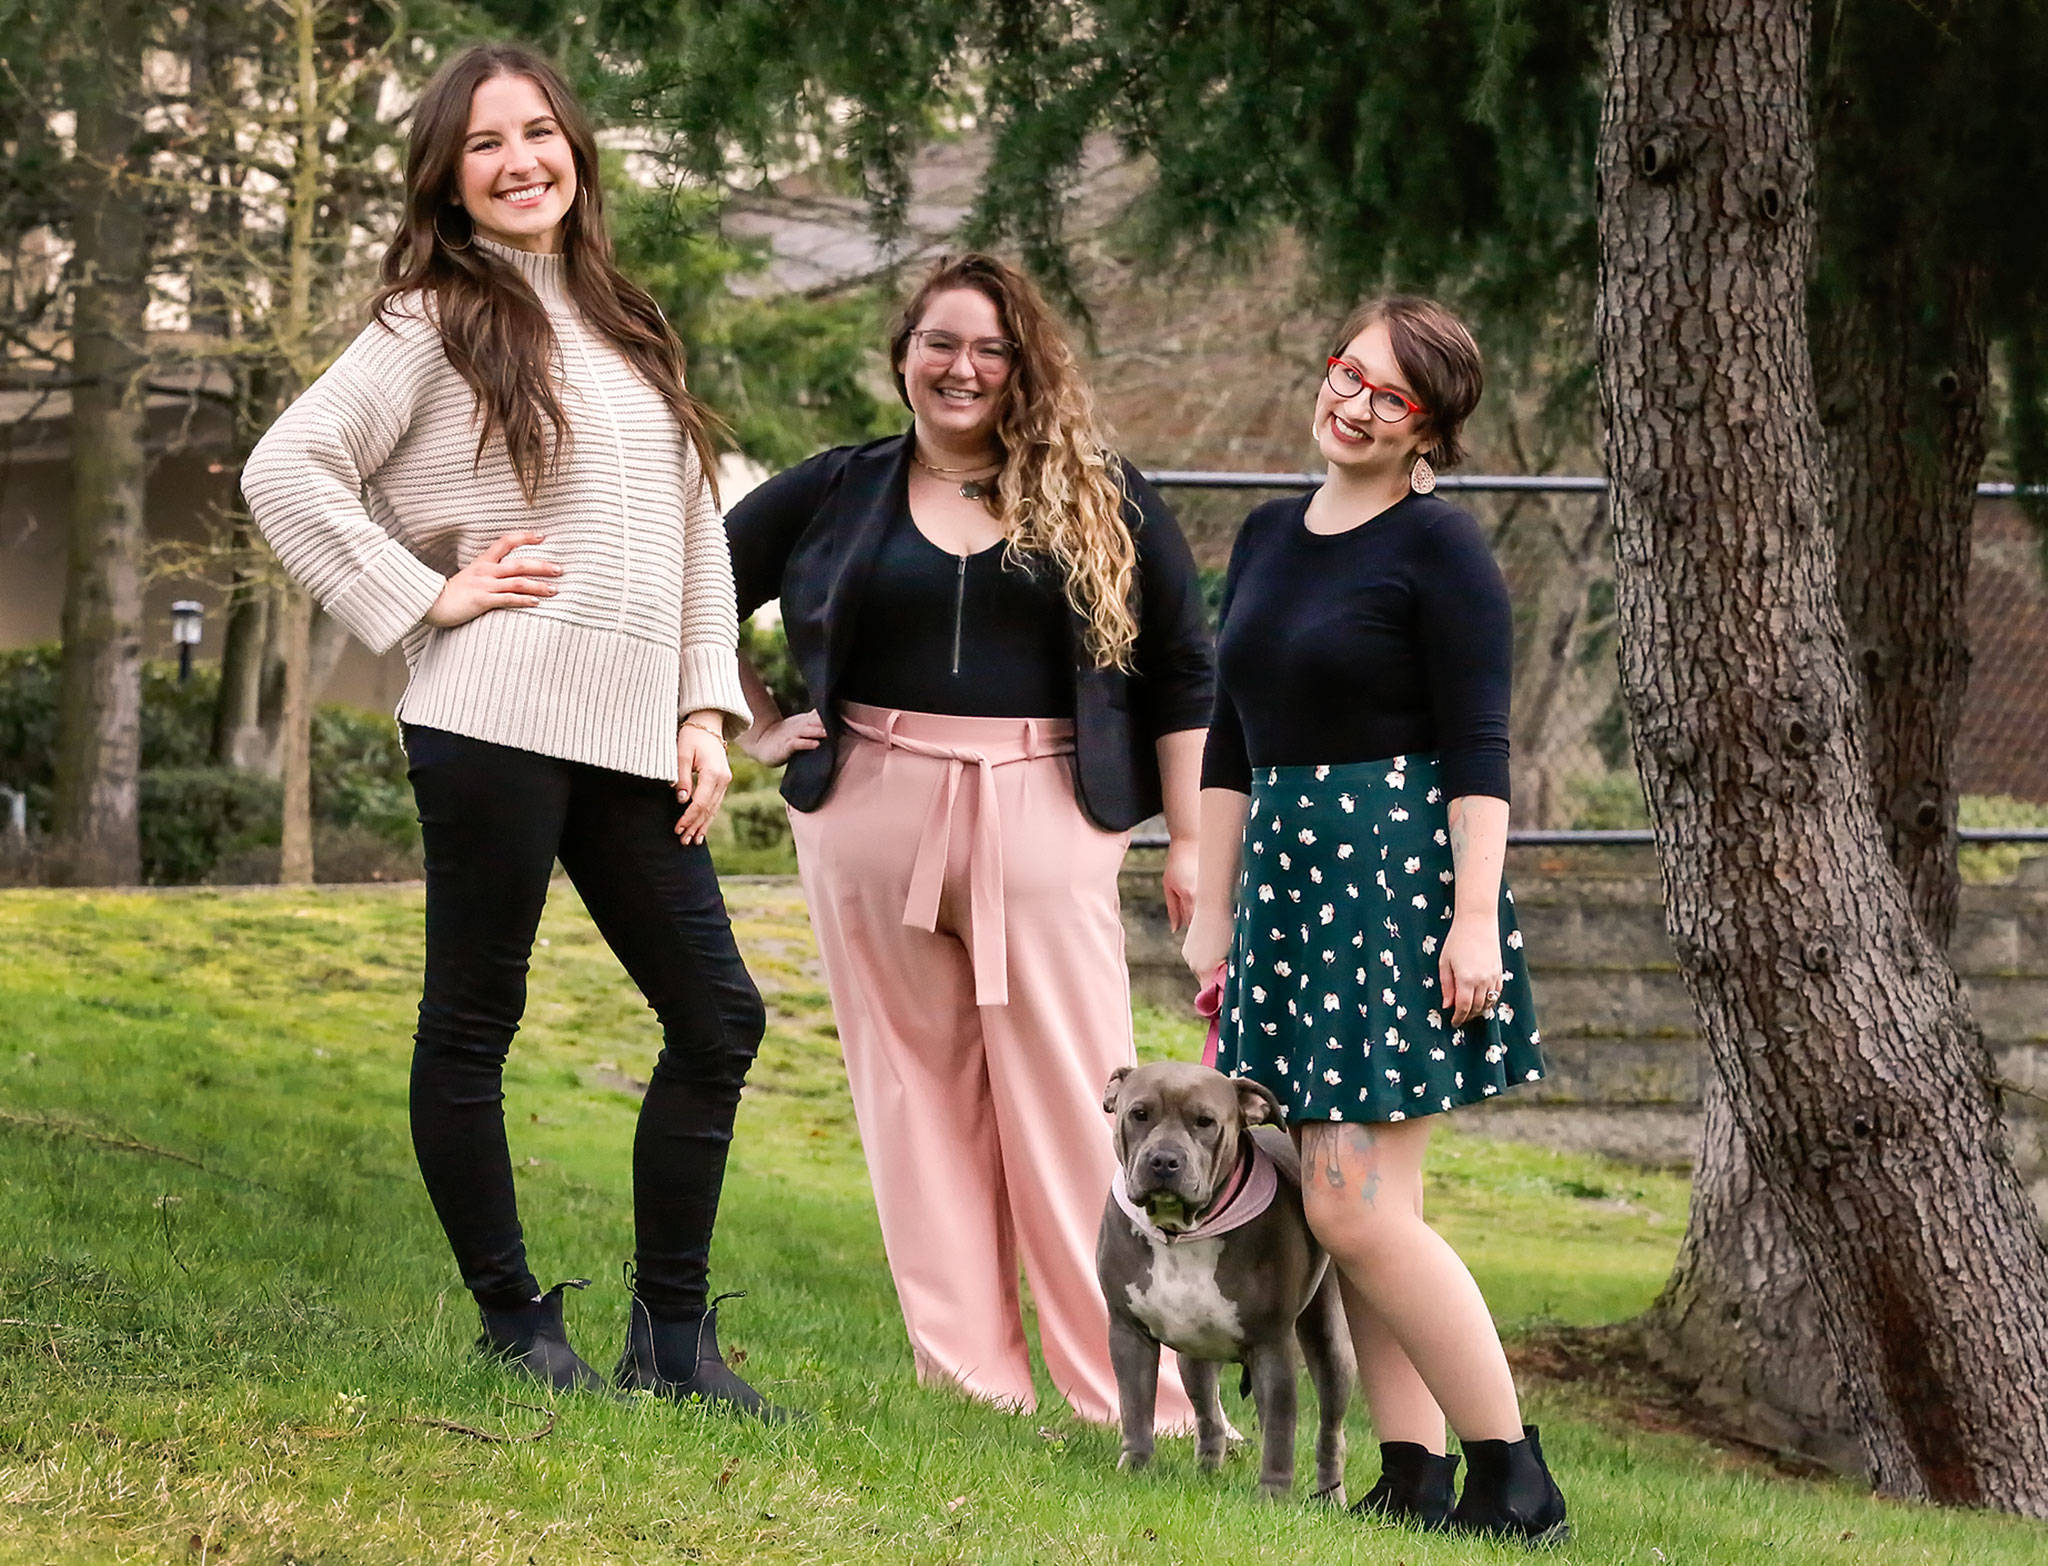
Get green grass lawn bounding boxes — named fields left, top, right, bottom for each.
left=1, top=883, right=2042, bottom=1565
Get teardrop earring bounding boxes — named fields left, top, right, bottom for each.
left=1410, top=452, right=1438, bottom=495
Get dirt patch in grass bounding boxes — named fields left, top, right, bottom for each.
left=1513, top=1322, right=1837, bottom=1480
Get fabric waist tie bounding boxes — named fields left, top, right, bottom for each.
left=839, top=702, right=1077, bottom=1007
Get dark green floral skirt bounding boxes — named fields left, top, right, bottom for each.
left=1215, top=753, right=1547, bottom=1125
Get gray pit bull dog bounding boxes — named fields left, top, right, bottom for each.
left=1097, top=1061, right=1355, bottom=1500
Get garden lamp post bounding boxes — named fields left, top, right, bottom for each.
left=170, top=600, right=204, bottom=684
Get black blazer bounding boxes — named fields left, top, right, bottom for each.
left=726, top=432, right=1214, bottom=831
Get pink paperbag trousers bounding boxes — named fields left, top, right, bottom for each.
left=790, top=703, right=1191, bottom=1429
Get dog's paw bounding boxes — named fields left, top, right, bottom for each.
left=1117, top=1448, right=1155, bottom=1473
left=1309, top=1482, right=1347, bottom=1507
left=1257, top=1479, right=1294, bottom=1502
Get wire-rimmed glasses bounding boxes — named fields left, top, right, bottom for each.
left=911, top=329, right=1019, bottom=375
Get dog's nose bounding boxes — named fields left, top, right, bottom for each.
left=1144, top=1147, right=1184, bottom=1182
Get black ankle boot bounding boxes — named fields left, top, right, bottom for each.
left=475, top=1279, right=609, bottom=1394
left=1351, top=1440, right=1459, bottom=1529
left=614, top=1289, right=794, bottom=1421
left=1449, top=1424, right=1571, bottom=1546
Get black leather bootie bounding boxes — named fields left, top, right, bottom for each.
left=614, top=1287, right=795, bottom=1421
left=1449, top=1423, right=1571, bottom=1546
left=475, top=1279, right=609, bottom=1394
left=1351, top=1440, right=1460, bottom=1529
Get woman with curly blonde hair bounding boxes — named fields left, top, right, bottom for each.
left=725, top=253, right=1212, bottom=1427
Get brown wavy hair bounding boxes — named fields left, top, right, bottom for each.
left=890, top=255, right=1139, bottom=670
left=371, top=42, right=721, bottom=500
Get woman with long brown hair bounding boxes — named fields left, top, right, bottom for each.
left=242, top=41, right=786, bottom=1415
left=724, top=254, right=1212, bottom=1429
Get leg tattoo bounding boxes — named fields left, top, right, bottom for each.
left=1307, top=1123, right=1383, bottom=1208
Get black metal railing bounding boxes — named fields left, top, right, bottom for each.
left=1128, top=469, right=2048, bottom=851
left=1143, top=471, right=2039, bottom=497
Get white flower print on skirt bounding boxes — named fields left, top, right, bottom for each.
left=1216, top=753, right=1547, bottom=1124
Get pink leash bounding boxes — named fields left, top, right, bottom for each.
left=1193, top=963, right=1226, bottom=1068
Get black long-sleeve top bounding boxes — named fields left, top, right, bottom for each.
left=725, top=433, right=1214, bottom=830
left=837, top=507, right=1075, bottom=718
left=1201, top=491, right=1513, bottom=802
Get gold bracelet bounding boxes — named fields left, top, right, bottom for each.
left=682, top=717, right=726, bottom=741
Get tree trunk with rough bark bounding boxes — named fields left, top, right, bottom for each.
left=1822, top=263, right=1988, bottom=948
left=1639, top=1081, right=1861, bottom=1471
left=275, top=584, right=314, bottom=885
left=50, top=0, right=148, bottom=887
left=1642, top=247, right=1997, bottom=1479
left=270, top=0, right=322, bottom=879
left=194, top=2, right=271, bottom=774
left=210, top=563, right=270, bottom=769
left=1597, top=0, right=2048, bottom=1514
left=1635, top=14, right=2002, bottom=1475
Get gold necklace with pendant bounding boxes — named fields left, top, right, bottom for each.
left=914, top=451, right=1002, bottom=501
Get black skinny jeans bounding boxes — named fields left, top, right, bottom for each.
left=404, top=725, right=766, bottom=1319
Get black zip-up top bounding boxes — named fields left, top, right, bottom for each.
left=724, top=432, right=1215, bottom=830
left=837, top=505, right=1074, bottom=718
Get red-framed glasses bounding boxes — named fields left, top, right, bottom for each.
left=1326, top=357, right=1425, bottom=423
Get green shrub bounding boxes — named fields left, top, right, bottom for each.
left=737, top=616, right=808, bottom=720
left=311, top=703, right=417, bottom=850
left=1565, top=770, right=1651, bottom=829
left=141, top=661, right=223, bottom=770
left=726, top=748, right=780, bottom=795
left=725, top=788, right=792, bottom=852
left=1, top=645, right=419, bottom=882
left=1, top=642, right=817, bottom=882
left=210, top=823, right=422, bottom=886
left=1960, top=795, right=2048, bottom=884
left=708, top=786, right=795, bottom=875
left=0, top=646, right=58, bottom=803
left=138, top=768, right=283, bottom=885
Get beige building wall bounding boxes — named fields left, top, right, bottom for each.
left=0, top=400, right=406, bottom=713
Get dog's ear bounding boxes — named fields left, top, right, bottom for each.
left=1234, top=1076, right=1286, bottom=1129
left=1102, top=1065, right=1134, bottom=1115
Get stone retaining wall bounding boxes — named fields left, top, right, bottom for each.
left=1121, top=851, right=2048, bottom=1216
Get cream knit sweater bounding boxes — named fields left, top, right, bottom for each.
left=241, top=238, right=751, bottom=783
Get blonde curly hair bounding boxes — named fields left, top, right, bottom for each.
left=890, top=255, right=1139, bottom=671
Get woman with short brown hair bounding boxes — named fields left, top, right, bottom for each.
left=725, top=254, right=1211, bottom=1429
left=1184, top=295, right=1568, bottom=1540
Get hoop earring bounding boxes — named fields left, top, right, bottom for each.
left=1410, top=452, right=1438, bottom=495
left=434, top=207, right=473, bottom=252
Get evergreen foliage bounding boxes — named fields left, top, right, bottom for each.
left=597, top=2, right=1601, bottom=356
left=606, top=175, right=901, bottom=469
left=1810, top=0, right=2048, bottom=495
left=600, top=0, right=2046, bottom=484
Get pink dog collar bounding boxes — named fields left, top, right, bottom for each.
left=1113, top=1135, right=1280, bottom=1245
